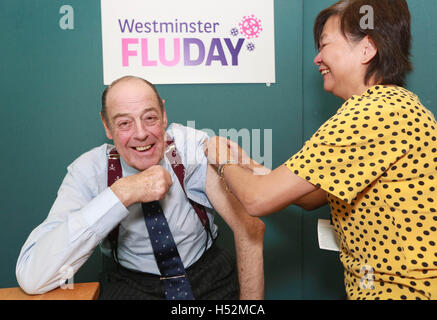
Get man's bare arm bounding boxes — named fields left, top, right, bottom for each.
left=205, top=165, right=265, bottom=300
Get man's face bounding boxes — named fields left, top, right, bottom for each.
left=102, top=79, right=168, bottom=171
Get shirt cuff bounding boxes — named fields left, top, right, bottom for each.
left=81, top=187, right=129, bottom=235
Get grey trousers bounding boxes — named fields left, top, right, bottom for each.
left=98, top=243, right=240, bottom=300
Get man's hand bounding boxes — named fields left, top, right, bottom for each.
left=110, top=165, right=173, bottom=207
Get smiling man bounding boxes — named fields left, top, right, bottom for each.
left=16, top=76, right=265, bottom=300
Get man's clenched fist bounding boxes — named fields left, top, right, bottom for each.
left=110, top=165, right=173, bottom=207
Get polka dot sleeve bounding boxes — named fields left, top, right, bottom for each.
left=285, top=95, right=410, bottom=204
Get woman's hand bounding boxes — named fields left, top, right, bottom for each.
left=227, top=138, right=252, bottom=165
left=204, top=136, right=251, bottom=167
left=204, top=136, right=232, bottom=167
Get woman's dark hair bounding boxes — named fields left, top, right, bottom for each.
left=314, top=0, right=412, bottom=86
left=101, top=76, right=164, bottom=124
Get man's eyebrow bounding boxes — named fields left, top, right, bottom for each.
left=112, top=112, right=129, bottom=120
left=111, top=107, right=158, bottom=121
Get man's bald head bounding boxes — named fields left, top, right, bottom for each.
left=101, top=76, right=164, bottom=125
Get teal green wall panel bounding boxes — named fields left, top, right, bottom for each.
left=1, top=0, right=436, bottom=300
left=0, top=0, right=107, bottom=289
left=0, top=0, right=305, bottom=299
left=406, top=0, right=437, bottom=108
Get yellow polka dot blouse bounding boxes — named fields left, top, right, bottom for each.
left=285, top=85, right=437, bottom=300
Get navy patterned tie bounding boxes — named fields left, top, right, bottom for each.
left=142, top=201, right=195, bottom=300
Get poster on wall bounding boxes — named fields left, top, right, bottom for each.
left=101, top=0, right=275, bottom=85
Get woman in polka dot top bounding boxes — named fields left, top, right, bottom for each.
left=205, top=0, right=437, bottom=300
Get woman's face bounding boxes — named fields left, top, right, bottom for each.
left=314, top=15, right=366, bottom=100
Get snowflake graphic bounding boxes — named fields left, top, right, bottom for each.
left=247, top=42, right=255, bottom=52
left=230, top=27, right=239, bottom=37
left=239, top=14, right=263, bottom=39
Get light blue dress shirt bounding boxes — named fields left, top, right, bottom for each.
left=16, top=123, right=218, bottom=294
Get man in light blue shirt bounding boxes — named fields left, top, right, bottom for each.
left=16, top=76, right=265, bottom=299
